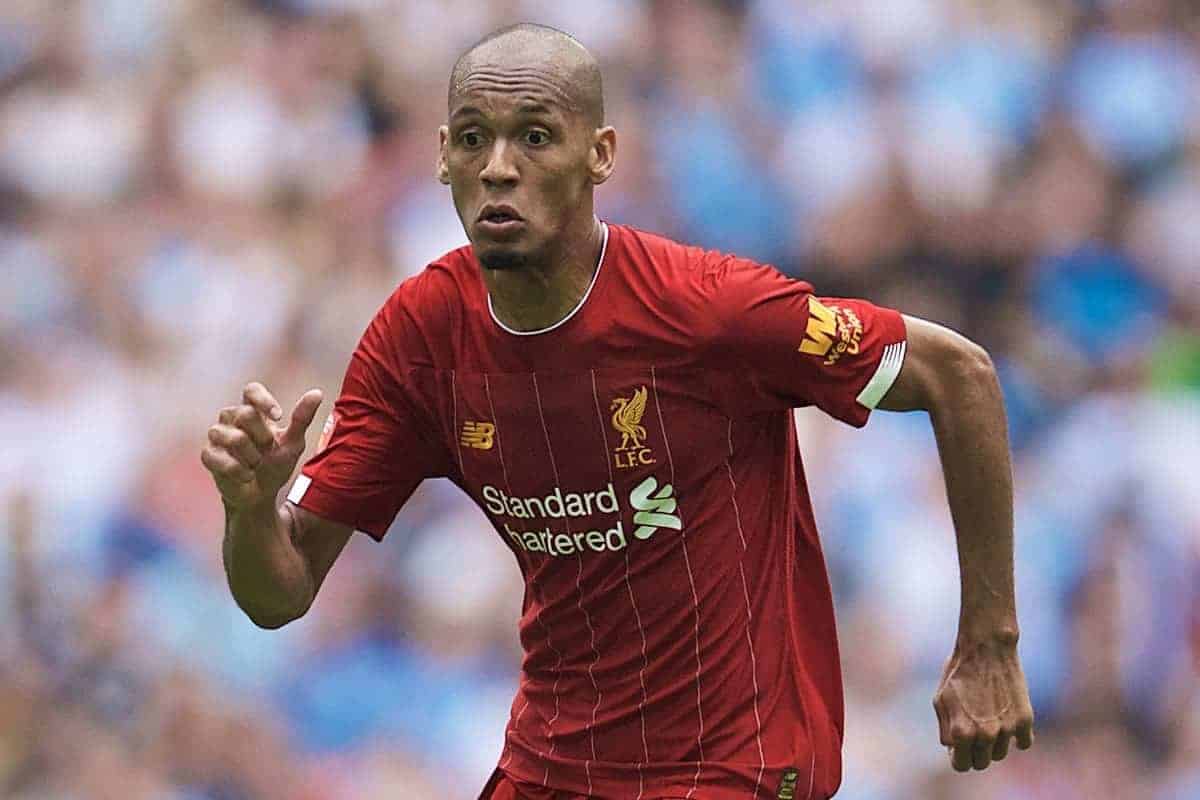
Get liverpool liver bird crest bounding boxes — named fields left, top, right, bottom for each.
left=611, top=386, right=650, bottom=451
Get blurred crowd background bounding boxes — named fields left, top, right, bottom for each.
left=1, top=0, right=1198, bottom=797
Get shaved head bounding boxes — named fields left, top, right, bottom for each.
left=450, top=23, right=604, bottom=128
left=439, top=22, right=616, bottom=280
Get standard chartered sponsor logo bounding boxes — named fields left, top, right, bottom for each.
left=630, top=476, right=682, bottom=540
left=482, top=484, right=619, bottom=519
left=486, top=476, right=682, bottom=556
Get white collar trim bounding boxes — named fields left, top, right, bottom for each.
left=487, top=222, right=609, bottom=337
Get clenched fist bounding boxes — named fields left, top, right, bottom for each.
left=934, top=637, right=1035, bottom=772
left=202, top=382, right=324, bottom=510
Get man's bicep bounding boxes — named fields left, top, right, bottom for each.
left=284, top=502, right=353, bottom=598
left=878, top=315, right=991, bottom=412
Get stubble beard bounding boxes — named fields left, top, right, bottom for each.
left=478, top=247, right=530, bottom=271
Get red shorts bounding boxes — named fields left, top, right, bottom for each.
left=478, top=769, right=562, bottom=800
left=478, top=769, right=691, bottom=800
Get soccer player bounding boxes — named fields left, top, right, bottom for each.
left=202, top=23, right=1034, bottom=800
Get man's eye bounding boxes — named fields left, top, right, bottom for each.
left=461, top=131, right=483, bottom=148
left=525, top=130, right=549, bottom=146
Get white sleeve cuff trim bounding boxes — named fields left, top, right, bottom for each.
left=286, top=474, right=312, bottom=504
left=856, top=341, right=907, bottom=410
left=283, top=475, right=372, bottom=539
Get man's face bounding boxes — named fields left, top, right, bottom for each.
left=440, top=70, right=604, bottom=271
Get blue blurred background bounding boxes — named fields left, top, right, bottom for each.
left=1, top=0, right=1197, bottom=798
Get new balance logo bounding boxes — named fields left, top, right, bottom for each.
left=460, top=420, right=495, bottom=450
left=630, top=475, right=682, bottom=540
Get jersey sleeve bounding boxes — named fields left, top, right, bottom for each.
left=709, top=256, right=908, bottom=427
left=287, top=309, right=452, bottom=541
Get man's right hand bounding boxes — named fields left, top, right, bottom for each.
left=202, top=383, right=324, bottom=510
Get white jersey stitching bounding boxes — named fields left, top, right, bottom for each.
left=650, top=367, right=704, bottom=797
left=487, top=374, right=528, bottom=772
left=592, top=369, right=649, bottom=799
left=728, top=419, right=766, bottom=796
left=532, top=373, right=602, bottom=793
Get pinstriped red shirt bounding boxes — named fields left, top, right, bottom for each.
left=289, top=223, right=907, bottom=800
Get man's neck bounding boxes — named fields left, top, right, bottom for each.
left=484, top=216, right=605, bottom=333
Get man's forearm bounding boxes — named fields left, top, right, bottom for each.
left=222, top=499, right=315, bottom=629
left=882, top=318, right=1034, bottom=770
left=929, top=353, right=1018, bottom=644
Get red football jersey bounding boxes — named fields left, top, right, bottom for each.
left=288, top=223, right=908, bottom=799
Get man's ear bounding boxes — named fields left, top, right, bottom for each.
left=588, top=126, right=617, bottom=185
left=437, top=126, right=451, bottom=184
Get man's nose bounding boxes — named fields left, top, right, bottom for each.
left=480, top=139, right=519, bottom=186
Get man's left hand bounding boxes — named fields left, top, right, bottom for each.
left=933, top=636, right=1035, bottom=772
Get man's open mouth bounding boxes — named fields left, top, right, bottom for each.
left=479, top=205, right=523, bottom=224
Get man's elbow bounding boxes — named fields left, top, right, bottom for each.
left=249, top=611, right=300, bottom=630
left=886, top=316, right=1000, bottom=411
left=929, top=339, right=1002, bottom=414
left=954, top=340, right=996, bottom=383
left=239, top=598, right=310, bottom=630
